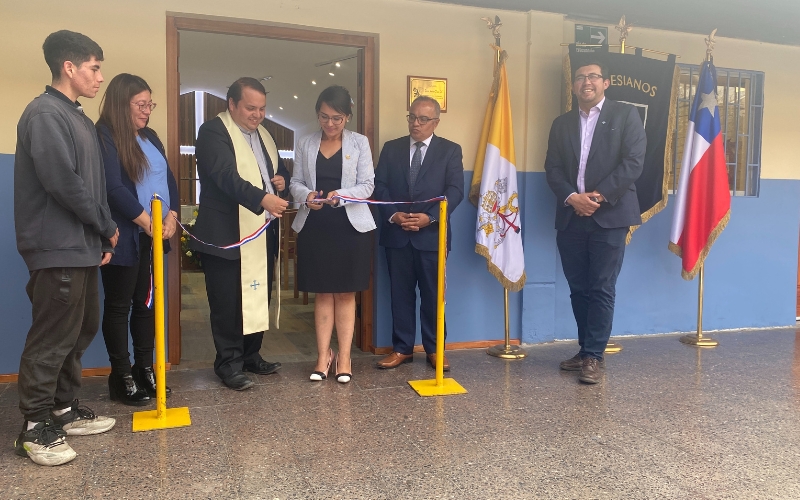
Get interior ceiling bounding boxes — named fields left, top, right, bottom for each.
left=179, top=31, right=359, bottom=131
left=426, top=0, right=799, bottom=47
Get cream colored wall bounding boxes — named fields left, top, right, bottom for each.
left=2, top=0, right=530, bottom=170
left=3, top=1, right=798, bottom=180
left=561, top=20, right=800, bottom=180
left=523, top=11, right=565, bottom=174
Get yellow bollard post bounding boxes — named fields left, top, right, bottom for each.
left=434, top=198, right=447, bottom=388
left=132, top=197, right=192, bottom=431
left=408, top=198, right=467, bottom=397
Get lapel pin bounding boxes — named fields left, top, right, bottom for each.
left=602, top=121, right=606, bottom=125
left=345, top=154, right=351, bottom=159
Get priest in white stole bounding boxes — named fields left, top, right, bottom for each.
left=190, top=78, right=290, bottom=391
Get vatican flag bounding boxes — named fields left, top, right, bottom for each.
left=471, top=51, right=526, bottom=292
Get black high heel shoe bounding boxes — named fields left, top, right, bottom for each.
left=334, top=353, right=352, bottom=384
left=132, top=365, right=171, bottom=398
left=310, top=349, right=334, bottom=381
left=108, top=372, right=150, bottom=406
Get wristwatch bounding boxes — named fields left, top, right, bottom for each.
left=428, top=214, right=437, bottom=224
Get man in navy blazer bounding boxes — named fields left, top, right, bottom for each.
left=544, top=61, right=646, bottom=384
left=191, top=78, right=290, bottom=391
left=374, top=96, right=464, bottom=371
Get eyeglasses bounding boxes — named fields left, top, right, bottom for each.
left=406, top=114, right=438, bottom=125
left=131, top=101, right=157, bottom=112
left=318, top=112, right=345, bottom=125
left=573, top=74, right=604, bottom=84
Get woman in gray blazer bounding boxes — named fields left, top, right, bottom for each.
left=290, top=86, right=375, bottom=384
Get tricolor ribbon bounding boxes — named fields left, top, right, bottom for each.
left=146, top=194, right=449, bottom=308
left=284, top=194, right=446, bottom=208
left=144, top=269, right=154, bottom=309
left=332, top=194, right=446, bottom=205
left=152, top=193, right=275, bottom=251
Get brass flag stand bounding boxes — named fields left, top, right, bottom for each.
left=679, top=265, right=718, bottom=347
left=480, top=15, right=527, bottom=361
left=579, top=16, right=680, bottom=354
left=604, top=16, right=634, bottom=355
left=487, top=289, right=527, bottom=359
left=678, top=32, right=720, bottom=349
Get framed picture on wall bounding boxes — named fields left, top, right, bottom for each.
left=407, top=76, right=447, bottom=112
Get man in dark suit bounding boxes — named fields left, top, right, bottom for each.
left=191, top=77, right=289, bottom=390
left=374, top=96, right=464, bottom=371
left=544, top=61, right=646, bottom=384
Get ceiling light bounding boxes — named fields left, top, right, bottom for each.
left=293, top=95, right=298, bottom=99
left=260, top=76, right=272, bottom=81
left=279, top=106, right=283, bottom=110
left=313, top=53, right=358, bottom=67
left=335, top=62, right=341, bottom=68
left=269, top=114, right=273, bottom=118
left=329, top=72, right=335, bottom=76
left=311, top=80, right=316, bottom=85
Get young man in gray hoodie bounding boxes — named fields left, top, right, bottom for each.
left=13, top=30, right=120, bottom=466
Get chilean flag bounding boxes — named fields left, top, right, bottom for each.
left=669, top=60, right=731, bottom=280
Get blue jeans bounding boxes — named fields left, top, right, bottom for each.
left=556, top=216, right=627, bottom=360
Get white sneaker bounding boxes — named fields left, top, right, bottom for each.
left=52, top=401, right=116, bottom=436
left=14, top=420, right=77, bottom=466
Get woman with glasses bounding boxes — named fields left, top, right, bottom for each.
left=290, top=85, right=375, bottom=384
left=96, top=74, right=177, bottom=405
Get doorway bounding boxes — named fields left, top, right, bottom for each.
left=165, top=15, right=377, bottom=366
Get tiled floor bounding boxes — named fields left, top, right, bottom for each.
left=1, top=327, right=800, bottom=499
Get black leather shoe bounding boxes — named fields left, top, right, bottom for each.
left=108, top=373, right=150, bottom=406
left=243, top=360, right=282, bottom=375
left=132, top=365, right=171, bottom=398
left=222, top=372, right=255, bottom=391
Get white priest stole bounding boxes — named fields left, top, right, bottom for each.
left=218, top=111, right=281, bottom=334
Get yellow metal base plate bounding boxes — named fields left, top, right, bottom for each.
left=605, top=342, right=623, bottom=354
left=679, top=334, right=719, bottom=347
left=408, top=378, right=468, bottom=396
left=132, top=407, right=192, bottom=432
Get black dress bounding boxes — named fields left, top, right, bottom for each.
left=297, top=149, right=372, bottom=293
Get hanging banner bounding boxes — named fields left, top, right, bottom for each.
left=565, top=44, right=679, bottom=236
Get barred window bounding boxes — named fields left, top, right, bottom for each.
left=670, top=64, right=764, bottom=197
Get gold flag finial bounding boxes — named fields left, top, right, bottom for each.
left=481, top=15, right=502, bottom=44
left=705, top=29, right=717, bottom=60
left=615, top=15, right=634, bottom=46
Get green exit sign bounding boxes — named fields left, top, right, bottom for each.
left=575, top=24, right=608, bottom=45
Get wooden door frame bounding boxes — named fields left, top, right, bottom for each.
left=165, top=14, right=378, bottom=364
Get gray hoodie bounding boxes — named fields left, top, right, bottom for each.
left=14, top=90, right=117, bottom=271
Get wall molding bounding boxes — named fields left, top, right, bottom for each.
left=373, top=339, right=520, bottom=355
left=0, top=364, right=172, bottom=384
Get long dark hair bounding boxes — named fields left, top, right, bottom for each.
left=97, top=73, right=154, bottom=182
